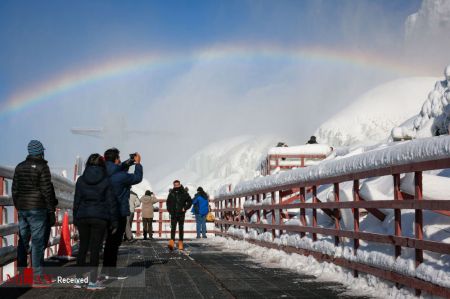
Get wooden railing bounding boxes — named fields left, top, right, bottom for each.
left=0, top=166, right=76, bottom=282
left=213, top=139, right=450, bottom=298
left=132, top=199, right=215, bottom=238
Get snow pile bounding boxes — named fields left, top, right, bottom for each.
left=216, top=135, right=450, bottom=197
left=212, top=236, right=417, bottom=298
left=315, top=77, right=439, bottom=146
left=392, top=65, right=450, bottom=140
left=154, top=135, right=276, bottom=196
left=268, top=144, right=333, bottom=156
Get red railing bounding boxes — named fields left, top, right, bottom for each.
left=261, top=154, right=328, bottom=176
left=214, top=141, right=450, bottom=298
left=131, top=199, right=214, bottom=238
left=0, top=166, right=77, bottom=282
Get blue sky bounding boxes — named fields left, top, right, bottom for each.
left=0, top=0, right=424, bottom=180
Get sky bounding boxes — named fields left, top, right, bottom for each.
left=1, top=0, right=444, bottom=183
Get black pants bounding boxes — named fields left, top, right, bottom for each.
left=103, top=217, right=127, bottom=275
left=170, top=213, right=185, bottom=241
left=76, top=218, right=107, bottom=282
left=143, top=218, right=153, bottom=236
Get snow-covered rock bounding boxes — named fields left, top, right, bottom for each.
left=315, top=77, right=439, bottom=146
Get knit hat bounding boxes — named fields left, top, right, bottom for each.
left=197, top=187, right=204, bottom=192
left=28, top=140, right=45, bottom=156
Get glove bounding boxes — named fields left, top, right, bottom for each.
left=110, top=221, right=118, bottom=235
left=48, top=212, right=56, bottom=226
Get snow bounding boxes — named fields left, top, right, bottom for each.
left=217, top=135, right=450, bottom=198
left=268, top=144, right=333, bottom=156
left=392, top=66, right=450, bottom=140
left=315, top=77, right=440, bottom=146
left=154, top=135, right=277, bottom=196
left=211, top=236, right=419, bottom=298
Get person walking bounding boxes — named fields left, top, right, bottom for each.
left=12, top=140, right=57, bottom=281
left=166, top=180, right=192, bottom=251
left=192, top=187, right=209, bottom=239
left=73, top=154, right=118, bottom=290
left=124, top=190, right=140, bottom=241
left=102, top=148, right=143, bottom=279
left=140, top=190, right=158, bottom=240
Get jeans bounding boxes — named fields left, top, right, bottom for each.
left=170, top=213, right=185, bottom=241
left=195, top=214, right=207, bottom=237
left=103, top=216, right=127, bottom=276
left=76, top=218, right=107, bottom=282
left=17, top=208, right=48, bottom=275
left=125, top=212, right=134, bottom=240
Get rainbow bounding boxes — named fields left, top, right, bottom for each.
left=0, top=44, right=430, bottom=119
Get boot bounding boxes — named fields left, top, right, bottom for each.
left=143, top=232, right=147, bottom=240
left=168, top=239, right=175, bottom=251
left=178, top=240, right=184, bottom=251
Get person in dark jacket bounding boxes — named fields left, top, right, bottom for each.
left=73, top=153, right=118, bottom=290
left=12, top=140, right=57, bottom=277
left=102, top=148, right=143, bottom=279
left=167, top=180, right=192, bottom=251
left=191, top=187, right=209, bottom=239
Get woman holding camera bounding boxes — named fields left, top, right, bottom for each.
left=140, top=190, right=159, bottom=240
left=73, top=153, right=118, bottom=290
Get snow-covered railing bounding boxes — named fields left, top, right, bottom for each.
left=0, top=165, right=76, bottom=282
left=260, top=144, right=332, bottom=176
left=213, top=136, right=450, bottom=298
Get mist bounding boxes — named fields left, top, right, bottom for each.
left=2, top=0, right=450, bottom=183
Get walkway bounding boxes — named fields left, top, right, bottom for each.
left=0, top=239, right=368, bottom=298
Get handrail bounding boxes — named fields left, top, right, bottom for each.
left=0, top=165, right=76, bottom=282
left=213, top=136, right=450, bottom=298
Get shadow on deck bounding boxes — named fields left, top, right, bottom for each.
left=0, top=240, right=369, bottom=298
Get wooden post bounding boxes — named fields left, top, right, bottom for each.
left=312, top=186, right=317, bottom=242
left=14, top=208, right=18, bottom=275
left=262, top=193, right=267, bottom=232
left=353, top=180, right=360, bottom=277
left=244, top=197, right=249, bottom=233
left=415, top=171, right=423, bottom=296
left=271, top=191, right=276, bottom=240
left=393, top=174, right=402, bottom=258
left=0, top=177, right=3, bottom=283
left=299, top=187, right=306, bottom=238
left=136, top=209, right=141, bottom=237
left=159, top=201, right=163, bottom=238
left=278, top=191, right=283, bottom=236
left=333, top=183, right=340, bottom=246
left=256, top=194, right=261, bottom=224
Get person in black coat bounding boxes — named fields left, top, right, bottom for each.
left=12, top=140, right=56, bottom=277
left=166, top=180, right=192, bottom=250
left=73, top=153, right=118, bottom=289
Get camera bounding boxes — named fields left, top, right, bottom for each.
left=123, top=153, right=137, bottom=167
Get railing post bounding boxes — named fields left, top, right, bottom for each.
left=299, top=187, right=306, bottom=238
left=256, top=194, right=261, bottom=224
left=159, top=201, right=163, bottom=238
left=415, top=171, right=423, bottom=296
left=244, top=197, right=249, bottom=234
left=393, top=174, right=402, bottom=258
left=312, top=186, right=317, bottom=242
left=278, top=191, right=283, bottom=236
left=14, top=208, right=18, bottom=275
left=262, top=193, right=267, bottom=233
left=271, top=192, right=275, bottom=240
left=136, top=209, right=141, bottom=237
left=352, top=180, right=360, bottom=277
left=0, top=176, right=3, bottom=283
left=333, top=183, right=340, bottom=246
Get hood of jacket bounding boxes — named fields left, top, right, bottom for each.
left=82, top=166, right=106, bottom=185
left=106, top=161, right=121, bottom=177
